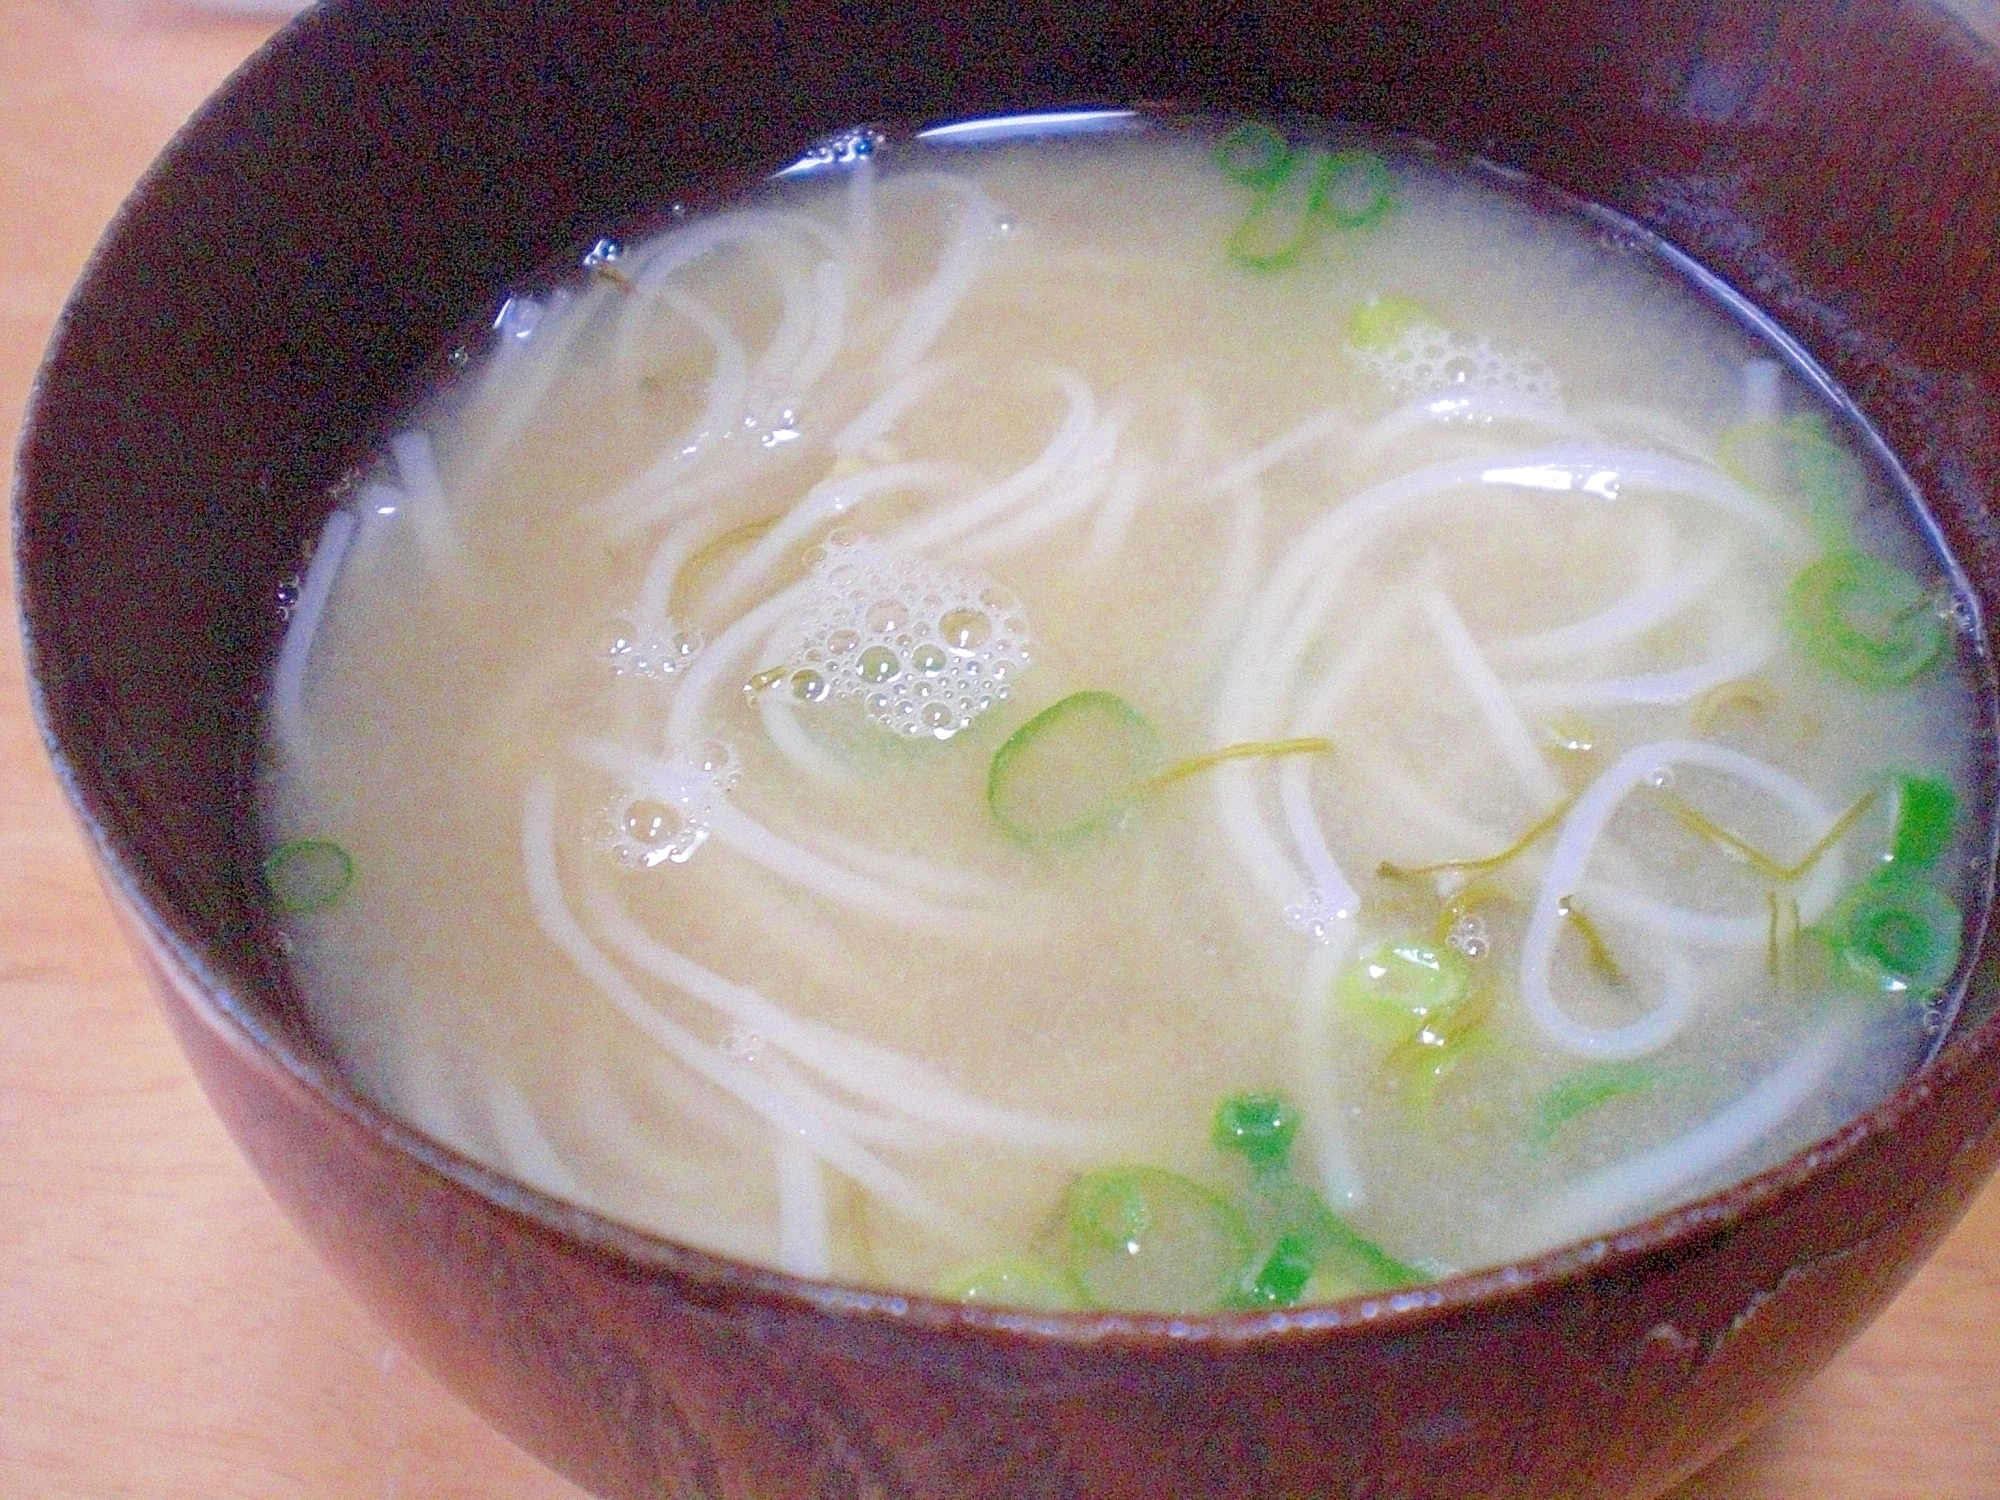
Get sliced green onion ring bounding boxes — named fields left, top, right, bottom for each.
left=1337, top=939, right=1471, bottom=1042
left=1227, top=146, right=1334, bottom=270
left=1064, top=1166, right=1253, bottom=1312
left=1719, top=414, right=1860, bottom=541
left=1786, top=549, right=1945, bottom=687
left=1317, top=148, right=1394, bottom=228
left=1826, top=870, right=1962, bottom=998
left=264, top=838, right=354, bottom=914
left=1530, top=1062, right=1661, bottom=1150
left=938, top=1257, right=1085, bottom=1310
left=986, top=690, right=1162, bottom=846
left=1215, top=121, right=1292, bottom=188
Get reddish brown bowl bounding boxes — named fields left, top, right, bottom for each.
left=17, top=2, right=2000, bottom=1496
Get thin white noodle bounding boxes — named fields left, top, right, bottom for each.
left=1489, top=546, right=1732, bottom=667
left=1297, top=940, right=1364, bottom=1208
left=886, top=372, right=1097, bottom=555
left=1190, top=481, right=1264, bottom=666
left=633, top=515, right=716, bottom=636
left=1279, top=757, right=1360, bottom=922
left=1290, top=588, right=1413, bottom=733
left=1350, top=390, right=1595, bottom=469
left=832, top=361, right=956, bottom=454
left=776, top=1139, right=834, bottom=1279
left=707, top=460, right=958, bottom=617
left=270, top=507, right=357, bottom=759
left=845, top=149, right=877, bottom=293
left=755, top=1054, right=935, bottom=1150
left=874, top=171, right=1002, bottom=378
left=1742, top=357, right=1783, bottom=423
left=757, top=691, right=856, bottom=786
left=747, top=248, right=822, bottom=401
left=1213, top=447, right=1773, bottom=929
left=1525, top=1012, right=1857, bottom=1250
left=1199, top=404, right=1356, bottom=497
left=1218, top=443, right=1802, bottom=752
left=598, top=288, right=753, bottom=528
left=582, top=883, right=1110, bottom=1151
left=666, top=586, right=804, bottom=749
left=956, top=413, right=1124, bottom=559
left=1213, top=761, right=1312, bottom=912
left=800, top=826, right=1007, bottom=902
left=1510, top=637, right=1774, bottom=710
left=1572, top=403, right=1714, bottom=463
left=1343, top=741, right=1513, bottom=857
left=390, top=430, right=468, bottom=584
left=520, top=776, right=969, bottom=1238
left=1418, top=585, right=1564, bottom=804
left=463, top=284, right=600, bottom=478
left=1521, top=741, right=1845, bottom=1053
left=481, top=1071, right=585, bottom=1200
left=573, top=737, right=963, bottom=929
left=704, top=800, right=968, bottom=927
left=761, top=255, right=850, bottom=410
left=388, top=1037, right=481, bottom=1161
left=1085, top=457, right=1154, bottom=561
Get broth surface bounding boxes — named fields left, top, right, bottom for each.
left=264, top=119, right=1989, bottom=1308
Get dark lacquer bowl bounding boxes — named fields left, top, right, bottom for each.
left=18, top=2, right=2000, bottom=1496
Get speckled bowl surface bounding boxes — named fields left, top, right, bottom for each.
left=18, top=2, right=2000, bottom=1497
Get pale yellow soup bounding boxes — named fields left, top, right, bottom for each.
left=264, top=121, right=1984, bottom=1307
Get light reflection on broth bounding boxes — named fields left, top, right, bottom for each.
left=262, top=117, right=1987, bottom=1312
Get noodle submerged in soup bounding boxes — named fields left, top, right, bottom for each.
left=264, top=117, right=1990, bottom=1311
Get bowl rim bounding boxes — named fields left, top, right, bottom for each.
left=17, top=0, right=2000, bottom=1352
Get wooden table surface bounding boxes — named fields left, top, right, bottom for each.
left=3, top=2, right=1999, bottom=1494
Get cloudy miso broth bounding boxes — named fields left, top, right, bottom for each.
left=262, top=118, right=1989, bottom=1310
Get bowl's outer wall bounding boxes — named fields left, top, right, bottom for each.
left=17, top=0, right=2000, bottom=1497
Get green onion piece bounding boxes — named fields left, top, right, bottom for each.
left=1317, top=148, right=1393, bottom=228
left=1786, top=550, right=1945, bottom=687
left=1227, top=146, right=1334, bottom=271
left=1346, top=293, right=1434, bottom=352
left=1215, top=121, right=1292, bottom=188
left=1212, top=1092, right=1300, bottom=1173
left=1141, top=736, right=1333, bottom=793
left=1238, top=1175, right=1424, bottom=1302
left=986, top=690, right=1162, bottom=846
left=1240, top=1230, right=1317, bottom=1307
left=937, top=1257, right=1085, bottom=1310
left=1890, top=775, right=1956, bottom=870
left=1530, top=1062, right=1660, bottom=1150
left=1556, top=895, right=1623, bottom=985
left=1767, top=889, right=1803, bottom=983
left=1659, top=786, right=1877, bottom=884
left=1064, top=1166, right=1253, bottom=1312
left=1377, top=796, right=1573, bottom=881
left=1826, top=870, right=1962, bottom=998
left=1337, top=939, right=1472, bottom=1043
left=263, top=838, right=353, bottom=914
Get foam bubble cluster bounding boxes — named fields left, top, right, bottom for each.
left=1351, top=323, right=1560, bottom=404
left=604, top=739, right=740, bottom=868
left=783, top=531, right=1031, bottom=740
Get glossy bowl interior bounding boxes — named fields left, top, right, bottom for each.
left=18, top=2, right=2000, bottom=1498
